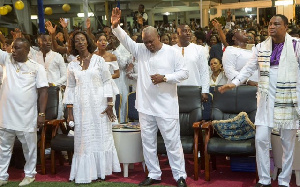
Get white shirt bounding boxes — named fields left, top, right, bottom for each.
left=0, top=50, right=48, bottom=132
left=173, top=43, right=210, bottom=93
left=231, top=38, right=300, bottom=128
left=210, top=71, right=228, bottom=86
left=33, top=50, right=67, bottom=86
left=112, top=25, right=189, bottom=119
left=222, top=46, right=259, bottom=83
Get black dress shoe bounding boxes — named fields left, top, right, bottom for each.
left=138, top=177, right=161, bottom=186
left=254, top=183, right=272, bottom=187
left=177, top=177, right=187, bottom=187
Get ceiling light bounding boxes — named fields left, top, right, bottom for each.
left=31, top=15, right=38, bottom=19
left=77, top=12, right=94, bottom=18
left=275, top=0, right=293, bottom=5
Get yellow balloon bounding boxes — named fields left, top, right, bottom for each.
left=62, top=4, right=71, bottom=12
left=14, top=0, right=24, bottom=10
left=45, top=7, right=53, bottom=15
left=0, top=6, right=8, bottom=16
left=4, top=5, right=12, bottom=13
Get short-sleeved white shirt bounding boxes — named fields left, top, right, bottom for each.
left=0, top=50, right=48, bottom=132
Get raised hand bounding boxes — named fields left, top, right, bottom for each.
left=45, top=21, right=57, bottom=35
left=218, top=83, right=236, bottom=94
left=111, top=7, right=121, bottom=28
left=211, top=19, right=221, bottom=30
left=59, top=18, right=68, bottom=28
left=86, top=17, right=91, bottom=29
left=10, top=28, right=22, bottom=40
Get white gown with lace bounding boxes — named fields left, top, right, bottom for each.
left=63, top=54, right=120, bottom=183
left=112, top=44, right=132, bottom=122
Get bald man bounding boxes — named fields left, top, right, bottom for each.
left=111, top=8, right=188, bottom=187
left=0, top=38, right=48, bottom=186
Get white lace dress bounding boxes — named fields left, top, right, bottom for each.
left=112, top=44, right=132, bottom=122
left=63, top=54, right=121, bottom=183
left=106, top=60, right=120, bottom=124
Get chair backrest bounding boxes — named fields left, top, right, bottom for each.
left=45, top=86, right=60, bottom=120
left=212, top=85, right=257, bottom=122
left=178, top=86, right=202, bottom=136
left=115, top=94, right=121, bottom=122
left=127, top=92, right=139, bottom=122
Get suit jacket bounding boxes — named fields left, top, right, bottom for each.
left=209, top=43, right=223, bottom=63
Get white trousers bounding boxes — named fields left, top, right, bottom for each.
left=139, top=112, right=187, bottom=181
left=57, top=89, right=63, bottom=120
left=256, top=125, right=296, bottom=186
left=0, top=128, right=37, bottom=180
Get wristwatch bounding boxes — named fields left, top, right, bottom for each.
left=163, top=75, right=167, bottom=82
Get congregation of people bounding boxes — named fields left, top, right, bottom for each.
left=0, top=3, right=299, bottom=187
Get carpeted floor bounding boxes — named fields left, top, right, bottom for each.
left=7, top=154, right=298, bottom=187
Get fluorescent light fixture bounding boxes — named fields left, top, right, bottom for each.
left=77, top=12, right=94, bottom=18
left=31, top=15, right=38, bottom=19
left=245, top=8, right=252, bottom=12
left=163, top=12, right=170, bottom=16
left=275, top=0, right=293, bottom=5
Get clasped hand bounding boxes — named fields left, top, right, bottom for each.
left=150, top=74, right=164, bottom=85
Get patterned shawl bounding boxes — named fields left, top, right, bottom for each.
left=257, top=34, right=300, bottom=128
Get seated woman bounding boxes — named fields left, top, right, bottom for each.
left=64, top=31, right=121, bottom=184
left=209, top=57, right=227, bottom=86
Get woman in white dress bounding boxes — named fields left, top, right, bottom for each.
left=95, top=33, right=120, bottom=123
left=222, top=29, right=258, bottom=86
left=209, top=57, right=228, bottom=86
left=95, top=33, right=120, bottom=79
left=63, top=31, right=121, bottom=184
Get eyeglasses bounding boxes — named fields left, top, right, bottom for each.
left=232, top=29, right=245, bottom=35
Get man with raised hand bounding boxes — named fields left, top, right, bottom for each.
left=111, top=7, right=188, bottom=187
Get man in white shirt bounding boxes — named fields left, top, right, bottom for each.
left=33, top=34, right=67, bottom=119
left=0, top=38, right=48, bottom=186
left=111, top=8, right=188, bottom=187
left=174, top=24, right=210, bottom=102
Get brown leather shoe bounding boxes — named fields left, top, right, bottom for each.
left=254, top=183, right=272, bottom=187
left=138, top=177, right=161, bottom=186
